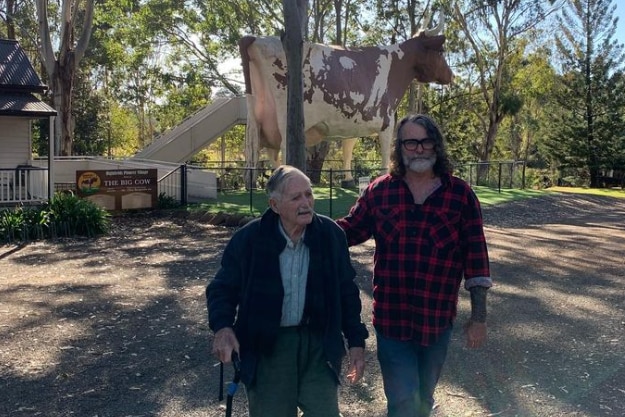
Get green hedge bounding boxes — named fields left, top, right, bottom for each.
left=0, top=192, right=110, bottom=244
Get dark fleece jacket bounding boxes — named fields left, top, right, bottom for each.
left=206, top=208, right=368, bottom=386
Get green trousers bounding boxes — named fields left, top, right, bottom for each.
left=245, top=326, right=341, bottom=417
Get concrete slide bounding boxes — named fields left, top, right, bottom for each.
left=133, top=96, right=247, bottom=163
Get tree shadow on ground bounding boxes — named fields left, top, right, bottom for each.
left=437, top=194, right=624, bottom=416
left=344, top=193, right=625, bottom=417
left=0, top=216, right=242, bottom=417
left=1, top=194, right=624, bottom=417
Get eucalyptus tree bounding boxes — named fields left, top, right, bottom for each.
left=0, top=0, right=40, bottom=52
left=505, top=44, right=558, bottom=168
left=548, top=0, right=625, bottom=187
left=119, top=0, right=282, bottom=166
left=0, top=0, right=23, bottom=38
left=446, top=0, right=558, bottom=176
left=137, top=0, right=295, bottom=102
left=36, top=0, right=95, bottom=156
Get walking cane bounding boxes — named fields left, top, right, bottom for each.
left=218, top=361, right=224, bottom=401
left=225, top=351, right=241, bottom=417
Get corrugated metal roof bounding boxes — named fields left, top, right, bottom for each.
left=0, top=39, right=47, bottom=92
left=0, top=39, right=54, bottom=117
left=0, top=92, right=56, bottom=116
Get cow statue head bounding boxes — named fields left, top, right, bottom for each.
left=405, top=10, right=453, bottom=85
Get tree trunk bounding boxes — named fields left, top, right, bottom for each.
left=478, top=102, right=500, bottom=184
left=55, top=53, right=76, bottom=155
left=282, top=0, right=307, bottom=170
left=5, top=0, right=16, bottom=39
left=306, top=142, right=330, bottom=184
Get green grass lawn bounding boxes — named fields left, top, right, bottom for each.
left=191, top=186, right=362, bottom=219
left=190, top=185, right=563, bottom=220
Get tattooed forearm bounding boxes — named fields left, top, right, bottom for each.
left=469, top=286, right=488, bottom=323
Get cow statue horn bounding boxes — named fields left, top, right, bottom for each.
left=422, top=9, right=444, bottom=37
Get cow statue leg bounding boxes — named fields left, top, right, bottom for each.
left=341, top=138, right=358, bottom=188
left=278, top=125, right=287, bottom=168
left=244, top=94, right=261, bottom=189
left=378, top=128, right=394, bottom=175
left=267, top=148, right=280, bottom=168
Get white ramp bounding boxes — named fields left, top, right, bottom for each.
left=133, top=96, right=247, bottom=163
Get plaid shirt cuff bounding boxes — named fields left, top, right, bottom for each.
left=464, top=276, right=492, bottom=290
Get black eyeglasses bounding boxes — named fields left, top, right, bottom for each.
left=400, top=138, right=436, bottom=151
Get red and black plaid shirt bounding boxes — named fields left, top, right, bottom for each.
left=337, top=173, right=491, bottom=346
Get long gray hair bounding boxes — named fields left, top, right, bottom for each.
left=389, top=114, right=452, bottom=177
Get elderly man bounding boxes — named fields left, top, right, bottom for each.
left=337, top=114, right=492, bottom=417
left=207, top=165, right=368, bottom=417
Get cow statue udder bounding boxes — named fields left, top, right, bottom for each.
left=240, top=12, right=453, bottom=186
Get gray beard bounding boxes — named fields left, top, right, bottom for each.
left=404, top=155, right=436, bottom=173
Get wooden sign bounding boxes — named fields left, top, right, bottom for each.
left=76, top=169, right=158, bottom=211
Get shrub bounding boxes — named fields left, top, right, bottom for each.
left=0, top=209, right=23, bottom=243
left=0, top=193, right=110, bottom=244
left=157, top=192, right=180, bottom=209
left=525, top=168, right=554, bottom=190
left=45, top=192, right=110, bottom=237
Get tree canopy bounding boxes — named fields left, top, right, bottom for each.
left=0, top=0, right=624, bottom=187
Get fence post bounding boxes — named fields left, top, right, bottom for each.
left=498, top=162, right=502, bottom=193
left=329, top=169, right=333, bottom=218
left=181, top=164, right=188, bottom=206
left=248, top=168, right=254, bottom=214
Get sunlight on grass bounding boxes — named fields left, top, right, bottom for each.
left=473, top=187, right=546, bottom=206
left=194, top=190, right=268, bottom=216
left=548, top=186, right=625, bottom=199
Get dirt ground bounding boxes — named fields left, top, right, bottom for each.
left=1, top=192, right=624, bottom=417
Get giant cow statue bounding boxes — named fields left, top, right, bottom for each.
left=240, top=12, right=453, bottom=185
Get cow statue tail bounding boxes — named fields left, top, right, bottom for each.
left=244, top=93, right=260, bottom=189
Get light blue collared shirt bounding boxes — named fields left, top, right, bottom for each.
left=278, top=222, right=309, bottom=327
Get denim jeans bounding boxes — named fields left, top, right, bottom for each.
left=376, top=326, right=453, bottom=417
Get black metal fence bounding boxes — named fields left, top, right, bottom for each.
left=187, top=160, right=525, bottom=217
left=455, top=160, right=526, bottom=190
left=42, top=160, right=525, bottom=212
left=205, top=160, right=526, bottom=193
left=214, top=166, right=386, bottom=191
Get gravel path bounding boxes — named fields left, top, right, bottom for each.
left=1, top=192, right=624, bottom=417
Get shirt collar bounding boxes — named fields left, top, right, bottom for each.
left=278, top=220, right=306, bottom=248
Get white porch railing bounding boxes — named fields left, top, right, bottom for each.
left=0, top=166, right=49, bottom=204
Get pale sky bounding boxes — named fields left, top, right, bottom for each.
left=615, top=2, right=625, bottom=45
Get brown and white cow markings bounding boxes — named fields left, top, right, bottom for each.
left=241, top=15, right=453, bottom=183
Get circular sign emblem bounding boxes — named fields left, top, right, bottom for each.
left=78, top=172, right=101, bottom=194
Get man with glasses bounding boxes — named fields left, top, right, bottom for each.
left=337, top=114, right=492, bottom=417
